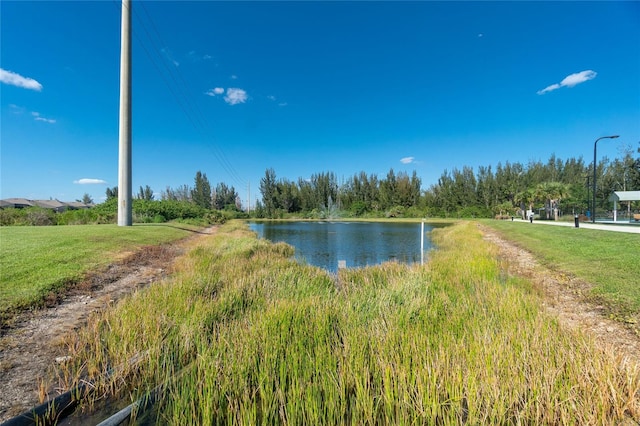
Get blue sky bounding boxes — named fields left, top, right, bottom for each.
left=2, top=1, right=639, bottom=206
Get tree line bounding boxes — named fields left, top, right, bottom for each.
left=106, top=171, right=243, bottom=212
left=256, top=148, right=640, bottom=219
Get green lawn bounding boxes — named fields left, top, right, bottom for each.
left=482, top=220, right=640, bottom=316
left=0, top=224, right=199, bottom=322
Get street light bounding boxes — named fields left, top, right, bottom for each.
left=592, top=135, right=619, bottom=223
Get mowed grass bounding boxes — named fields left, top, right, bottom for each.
left=0, top=224, right=198, bottom=321
left=56, top=220, right=640, bottom=424
left=482, top=220, right=640, bottom=316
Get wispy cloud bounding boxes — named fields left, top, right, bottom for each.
left=230, top=75, right=238, bottom=80
left=0, top=68, right=43, bottom=91
left=205, top=87, right=225, bottom=96
left=187, top=51, right=213, bottom=62
left=161, top=48, right=179, bottom=67
left=9, top=104, right=26, bottom=114
left=73, top=178, right=107, bottom=185
left=537, top=70, right=597, bottom=95
left=400, top=157, right=415, bottom=164
left=32, top=111, right=56, bottom=124
left=267, top=95, right=287, bottom=107
left=224, top=88, right=248, bottom=105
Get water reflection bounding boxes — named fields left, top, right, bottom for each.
left=249, top=221, right=437, bottom=272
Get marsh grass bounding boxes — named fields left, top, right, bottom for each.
left=0, top=224, right=198, bottom=324
left=57, top=220, right=639, bottom=424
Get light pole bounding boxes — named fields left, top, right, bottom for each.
left=592, top=135, right=619, bottom=223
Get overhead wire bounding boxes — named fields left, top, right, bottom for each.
left=137, top=2, right=247, bottom=187
left=111, top=0, right=246, bottom=188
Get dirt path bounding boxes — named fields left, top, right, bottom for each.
left=1, top=224, right=638, bottom=422
left=0, top=227, right=216, bottom=423
left=480, top=224, right=640, bottom=366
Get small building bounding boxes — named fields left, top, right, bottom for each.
left=32, top=199, right=70, bottom=213
left=0, top=198, right=93, bottom=211
left=608, top=191, right=640, bottom=222
left=0, top=198, right=35, bottom=209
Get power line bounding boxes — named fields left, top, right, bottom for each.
left=111, top=0, right=247, bottom=188
left=136, top=2, right=246, bottom=187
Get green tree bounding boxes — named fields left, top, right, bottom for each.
left=191, top=171, right=212, bottom=209
left=260, top=168, right=278, bottom=217
left=137, top=185, right=154, bottom=201
left=535, top=182, right=569, bottom=220
left=276, top=179, right=300, bottom=213
left=514, top=188, right=537, bottom=219
left=79, top=193, right=94, bottom=205
left=213, top=182, right=239, bottom=211
left=105, top=186, right=118, bottom=200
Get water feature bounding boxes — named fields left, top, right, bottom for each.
left=249, top=221, right=439, bottom=272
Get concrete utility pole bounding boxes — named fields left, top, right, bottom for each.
left=118, top=0, right=132, bottom=226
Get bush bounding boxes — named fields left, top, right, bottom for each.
left=0, top=208, right=27, bottom=226
left=456, top=206, right=492, bottom=218
left=0, top=207, right=56, bottom=226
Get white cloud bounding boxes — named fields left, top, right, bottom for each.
left=400, top=157, right=415, bottom=164
left=32, top=111, right=56, bottom=124
left=537, top=70, right=597, bottom=95
left=224, top=88, right=248, bottom=105
left=278, top=102, right=288, bottom=107
left=230, top=75, right=238, bottom=80
left=560, top=70, right=597, bottom=87
left=73, top=178, right=107, bottom=185
left=267, top=95, right=276, bottom=101
left=203, top=54, right=212, bottom=60
left=0, top=68, right=43, bottom=91
left=205, top=87, right=225, bottom=96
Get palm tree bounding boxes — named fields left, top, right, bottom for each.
left=536, top=182, right=570, bottom=220
left=514, top=188, right=537, bottom=219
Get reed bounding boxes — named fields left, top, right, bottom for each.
left=56, top=220, right=639, bottom=424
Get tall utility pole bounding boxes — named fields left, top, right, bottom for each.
left=118, top=0, right=132, bottom=226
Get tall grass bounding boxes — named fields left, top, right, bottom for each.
left=57, top=220, right=639, bottom=424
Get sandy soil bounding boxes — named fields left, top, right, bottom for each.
left=0, top=224, right=638, bottom=423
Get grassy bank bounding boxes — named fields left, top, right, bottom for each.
left=0, top=224, right=199, bottom=322
left=482, top=220, right=640, bottom=318
left=56, top=220, right=639, bottom=424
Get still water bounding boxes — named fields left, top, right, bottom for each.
left=249, top=221, right=437, bottom=272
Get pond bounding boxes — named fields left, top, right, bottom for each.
left=249, top=221, right=439, bottom=273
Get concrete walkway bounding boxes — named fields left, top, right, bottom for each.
left=513, top=218, right=640, bottom=234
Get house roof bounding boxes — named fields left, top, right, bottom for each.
left=0, top=198, right=93, bottom=209
left=1, top=198, right=34, bottom=207
left=608, top=191, right=640, bottom=202
left=32, top=199, right=67, bottom=209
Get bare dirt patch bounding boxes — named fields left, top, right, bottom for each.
left=0, top=227, right=216, bottom=423
left=480, top=224, right=640, bottom=367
